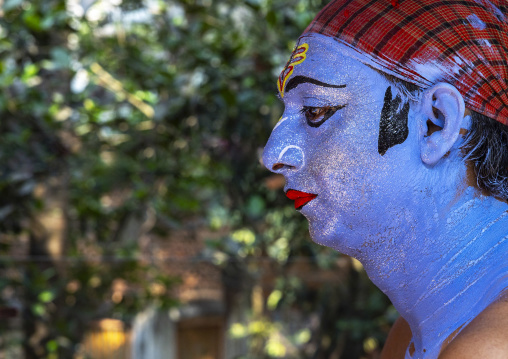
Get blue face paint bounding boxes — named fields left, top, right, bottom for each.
left=263, top=33, right=508, bottom=359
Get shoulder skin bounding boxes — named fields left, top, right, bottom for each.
left=381, top=297, right=508, bottom=359
left=381, top=316, right=412, bottom=359
left=439, top=297, right=508, bottom=359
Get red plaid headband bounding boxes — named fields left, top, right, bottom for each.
left=302, top=0, right=508, bottom=125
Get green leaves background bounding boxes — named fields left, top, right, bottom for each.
left=0, top=1, right=395, bottom=358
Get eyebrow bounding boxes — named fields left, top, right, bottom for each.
left=285, top=75, right=346, bottom=93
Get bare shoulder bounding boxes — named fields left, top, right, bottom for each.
left=381, top=316, right=412, bottom=359
left=439, top=296, right=508, bottom=359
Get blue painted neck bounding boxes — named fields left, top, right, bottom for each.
left=361, top=186, right=508, bottom=358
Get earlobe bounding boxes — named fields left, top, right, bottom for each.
left=419, top=83, right=466, bottom=166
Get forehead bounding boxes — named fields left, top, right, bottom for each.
left=279, top=34, right=386, bottom=98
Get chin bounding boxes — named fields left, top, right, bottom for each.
left=308, top=218, right=359, bottom=256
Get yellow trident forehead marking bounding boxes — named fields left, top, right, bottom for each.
left=277, top=43, right=309, bottom=98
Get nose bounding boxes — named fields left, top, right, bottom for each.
left=262, top=117, right=305, bottom=173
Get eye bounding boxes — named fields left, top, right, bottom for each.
left=300, top=105, right=346, bottom=127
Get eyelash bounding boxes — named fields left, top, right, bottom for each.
left=299, top=105, right=346, bottom=127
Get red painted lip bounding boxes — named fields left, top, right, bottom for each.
left=286, top=189, right=318, bottom=210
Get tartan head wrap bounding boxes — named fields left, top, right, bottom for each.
left=302, top=0, right=508, bottom=125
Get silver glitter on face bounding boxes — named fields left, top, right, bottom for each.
left=264, top=34, right=419, bottom=257
left=262, top=33, right=508, bottom=359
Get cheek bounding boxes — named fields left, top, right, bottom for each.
left=302, top=102, right=395, bottom=209
left=310, top=136, right=383, bottom=208
left=310, top=123, right=380, bottom=177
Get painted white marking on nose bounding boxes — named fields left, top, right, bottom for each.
left=273, top=116, right=288, bottom=131
left=277, top=145, right=305, bottom=168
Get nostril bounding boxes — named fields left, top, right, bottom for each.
left=272, top=163, right=284, bottom=171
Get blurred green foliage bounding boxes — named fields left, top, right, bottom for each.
left=0, top=0, right=395, bottom=358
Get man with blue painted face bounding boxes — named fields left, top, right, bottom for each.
left=262, top=1, right=508, bottom=358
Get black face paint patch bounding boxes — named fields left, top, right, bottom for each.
left=378, top=86, right=410, bottom=156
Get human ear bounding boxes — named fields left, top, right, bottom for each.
left=419, top=83, right=466, bottom=166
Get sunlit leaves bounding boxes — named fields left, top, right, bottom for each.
left=1, top=0, right=395, bottom=358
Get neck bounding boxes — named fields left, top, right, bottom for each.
left=361, top=188, right=508, bottom=357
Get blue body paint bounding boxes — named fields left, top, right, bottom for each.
left=263, top=34, right=508, bottom=358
